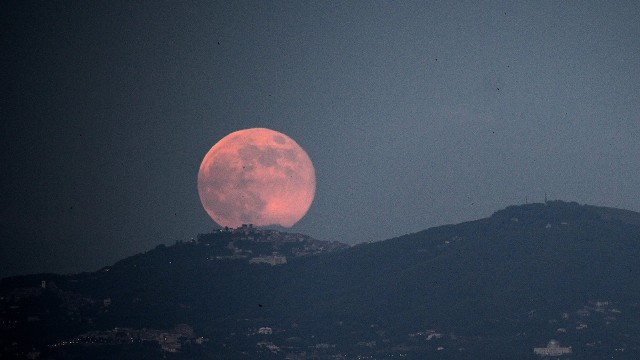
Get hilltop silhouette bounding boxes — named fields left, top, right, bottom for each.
left=2, top=201, right=640, bottom=359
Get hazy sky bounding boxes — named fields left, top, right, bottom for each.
left=2, top=1, right=639, bottom=277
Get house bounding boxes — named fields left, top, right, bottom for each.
left=534, top=340, right=572, bottom=356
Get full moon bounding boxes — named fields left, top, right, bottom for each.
left=197, top=128, right=316, bottom=228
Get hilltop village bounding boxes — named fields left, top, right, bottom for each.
left=194, top=224, right=349, bottom=265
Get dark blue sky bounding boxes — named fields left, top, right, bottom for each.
left=2, top=1, right=639, bottom=277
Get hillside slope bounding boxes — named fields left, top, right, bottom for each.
left=2, top=201, right=640, bottom=359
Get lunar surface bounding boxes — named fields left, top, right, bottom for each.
left=197, top=128, right=316, bottom=228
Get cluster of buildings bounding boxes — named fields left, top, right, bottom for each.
left=58, top=324, right=203, bottom=353
left=198, top=224, right=348, bottom=266
left=533, top=340, right=572, bottom=356
left=249, top=255, right=288, bottom=266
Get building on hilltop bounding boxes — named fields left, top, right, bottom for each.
left=534, top=340, right=572, bottom=356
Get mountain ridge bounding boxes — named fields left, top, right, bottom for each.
left=2, top=200, right=640, bottom=359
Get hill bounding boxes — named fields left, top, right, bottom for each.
left=2, top=201, right=640, bottom=359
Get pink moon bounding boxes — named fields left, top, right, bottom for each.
left=197, top=128, right=316, bottom=228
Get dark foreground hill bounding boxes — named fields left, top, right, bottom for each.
left=2, top=201, right=640, bottom=359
